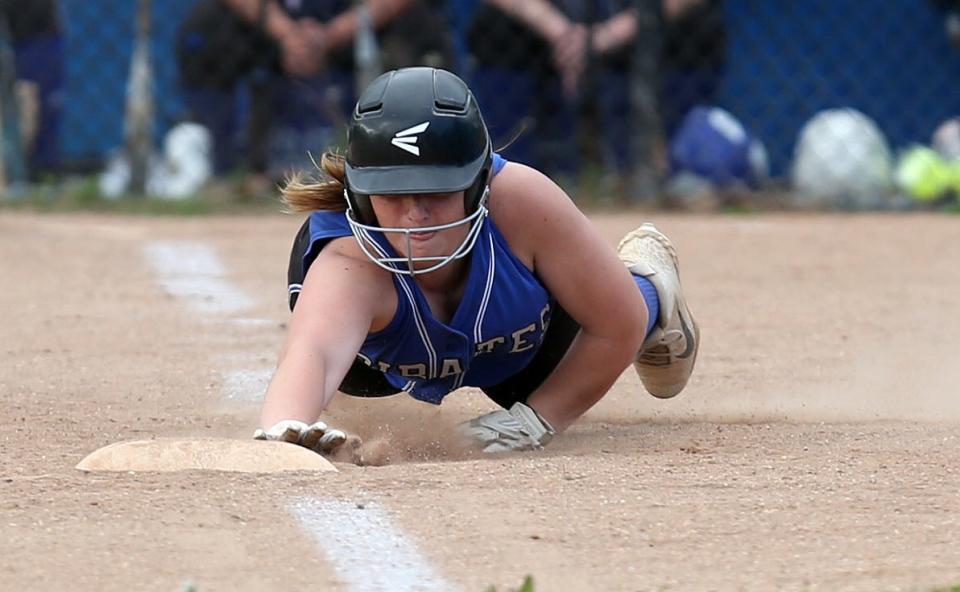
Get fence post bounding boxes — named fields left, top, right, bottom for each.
left=354, top=1, right=382, bottom=96
left=124, top=0, right=155, bottom=195
left=628, top=0, right=661, bottom=203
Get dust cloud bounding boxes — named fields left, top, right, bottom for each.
left=323, top=394, right=487, bottom=465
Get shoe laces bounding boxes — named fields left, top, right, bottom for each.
left=643, top=230, right=680, bottom=274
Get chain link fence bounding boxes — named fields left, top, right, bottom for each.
left=2, top=0, right=960, bottom=209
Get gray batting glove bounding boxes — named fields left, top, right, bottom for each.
left=458, top=402, right=556, bottom=453
left=253, top=419, right=348, bottom=454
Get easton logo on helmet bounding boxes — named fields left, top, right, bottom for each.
left=390, top=122, right=430, bottom=156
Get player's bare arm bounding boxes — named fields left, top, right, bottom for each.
left=489, top=163, right=648, bottom=432
left=260, top=237, right=394, bottom=428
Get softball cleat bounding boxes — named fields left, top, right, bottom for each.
left=617, top=223, right=700, bottom=398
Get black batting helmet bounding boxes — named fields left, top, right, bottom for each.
left=344, top=67, right=492, bottom=225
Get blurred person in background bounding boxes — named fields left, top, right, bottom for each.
left=465, top=0, right=580, bottom=181
left=658, top=0, right=727, bottom=141
left=176, top=0, right=451, bottom=191
left=377, top=0, right=454, bottom=72
left=0, top=0, right=64, bottom=179
left=571, top=1, right=645, bottom=198
left=466, top=0, right=640, bottom=189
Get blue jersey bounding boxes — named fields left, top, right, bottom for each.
left=300, top=154, right=555, bottom=404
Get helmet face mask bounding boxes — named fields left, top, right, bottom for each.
left=343, top=67, right=492, bottom=276
left=345, top=186, right=490, bottom=276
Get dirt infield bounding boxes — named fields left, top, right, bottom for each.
left=2, top=210, right=960, bottom=592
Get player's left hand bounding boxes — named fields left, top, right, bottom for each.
left=458, top=402, right=556, bottom=453
left=253, top=419, right=348, bottom=454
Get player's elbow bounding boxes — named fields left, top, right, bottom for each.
left=584, top=298, right=648, bottom=362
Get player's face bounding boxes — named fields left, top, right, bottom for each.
left=369, top=191, right=468, bottom=260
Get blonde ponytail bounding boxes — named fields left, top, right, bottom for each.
left=280, top=152, right=349, bottom=213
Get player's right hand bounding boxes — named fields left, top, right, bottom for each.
left=457, top=402, right=556, bottom=453
left=253, top=419, right=348, bottom=454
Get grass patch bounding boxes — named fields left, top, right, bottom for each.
left=943, top=201, right=960, bottom=214
left=1, top=175, right=283, bottom=217
left=486, top=575, right=535, bottom=592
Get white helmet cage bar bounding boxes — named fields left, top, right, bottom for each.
left=344, top=186, right=490, bottom=276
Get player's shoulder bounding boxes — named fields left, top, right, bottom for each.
left=303, top=236, right=397, bottom=327
left=311, top=237, right=393, bottom=288
left=489, top=161, right=577, bottom=214
left=488, top=161, right=581, bottom=262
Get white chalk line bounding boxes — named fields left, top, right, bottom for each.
left=142, top=240, right=455, bottom=591
left=144, top=241, right=275, bottom=398
left=221, top=368, right=273, bottom=401
left=289, top=498, right=455, bottom=592
left=143, top=241, right=255, bottom=315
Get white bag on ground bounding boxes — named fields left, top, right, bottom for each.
left=792, top=108, right=893, bottom=208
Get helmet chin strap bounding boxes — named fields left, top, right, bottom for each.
left=346, top=187, right=490, bottom=276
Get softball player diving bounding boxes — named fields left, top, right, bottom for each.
left=254, top=67, right=700, bottom=455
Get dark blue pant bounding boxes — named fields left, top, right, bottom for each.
left=470, top=65, right=635, bottom=177
left=14, top=33, right=63, bottom=174
left=469, top=67, right=578, bottom=177
left=660, top=66, right=724, bottom=140
left=181, top=69, right=354, bottom=176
